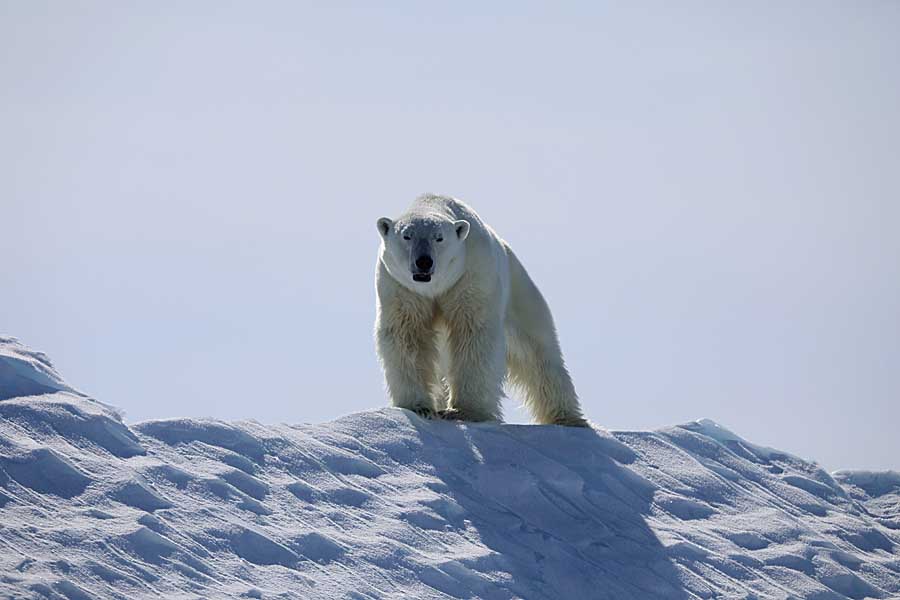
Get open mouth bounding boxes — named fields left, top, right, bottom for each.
left=412, top=273, right=432, bottom=283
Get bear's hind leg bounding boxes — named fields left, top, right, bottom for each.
left=507, top=332, right=588, bottom=427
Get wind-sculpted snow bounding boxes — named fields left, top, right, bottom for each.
left=0, top=337, right=82, bottom=401
left=0, top=344, right=899, bottom=598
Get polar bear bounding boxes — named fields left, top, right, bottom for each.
left=374, top=194, right=588, bottom=427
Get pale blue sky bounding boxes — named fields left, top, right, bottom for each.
left=2, top=2, right=898, bottom=470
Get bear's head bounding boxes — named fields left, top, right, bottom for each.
left=376, top=213, right=470, bottom=297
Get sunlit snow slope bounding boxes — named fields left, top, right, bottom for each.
left=1, top=337, right=898, bottom=599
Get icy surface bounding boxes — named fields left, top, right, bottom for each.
left=1, top=342, right=899, bottom=599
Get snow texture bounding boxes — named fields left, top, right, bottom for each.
left=0, top=337, right=82, bottom=401
left=1, top=338, right=898, bottom=599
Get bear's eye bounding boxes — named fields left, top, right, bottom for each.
left=436, top=236, right=444, bottom=242
left=403, top=234, right=411, bottom=240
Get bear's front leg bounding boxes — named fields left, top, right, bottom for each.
left=375, top=281, right=439, bottom=419
left=443, top=308, right=506, bottom=422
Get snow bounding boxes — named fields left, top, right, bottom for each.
left=1, top=339, right=899, bottom=599
left=0, top=337, right=82, bottom=401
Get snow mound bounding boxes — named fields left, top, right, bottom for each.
left=834, top=471, right=900, bottom=498
left=0, top=336, right=82, bottom=400
left=833, top=470, right=900, bottom=535
left=1, top=341, right=899, bottom=599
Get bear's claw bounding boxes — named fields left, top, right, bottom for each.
left=552, top=416, right=592, bottom=428
left=436, top=408, right=462, bottom=421
left=409, top=406, right=437, bottom=419
left=437, top=408, right=496, bottom=422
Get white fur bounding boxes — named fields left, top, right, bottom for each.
left=374, top=194, right=588, bottom=426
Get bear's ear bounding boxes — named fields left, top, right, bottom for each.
left=454, top=220, right=470, bottom=241
left=377, top=217, right=393, bottom=238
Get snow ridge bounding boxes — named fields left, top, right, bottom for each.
left=0, top=337, right=82, bottom=401
left=0, top=340, right=899, bottom=599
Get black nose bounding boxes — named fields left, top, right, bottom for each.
left=415, top=255, right=433, bottom=271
